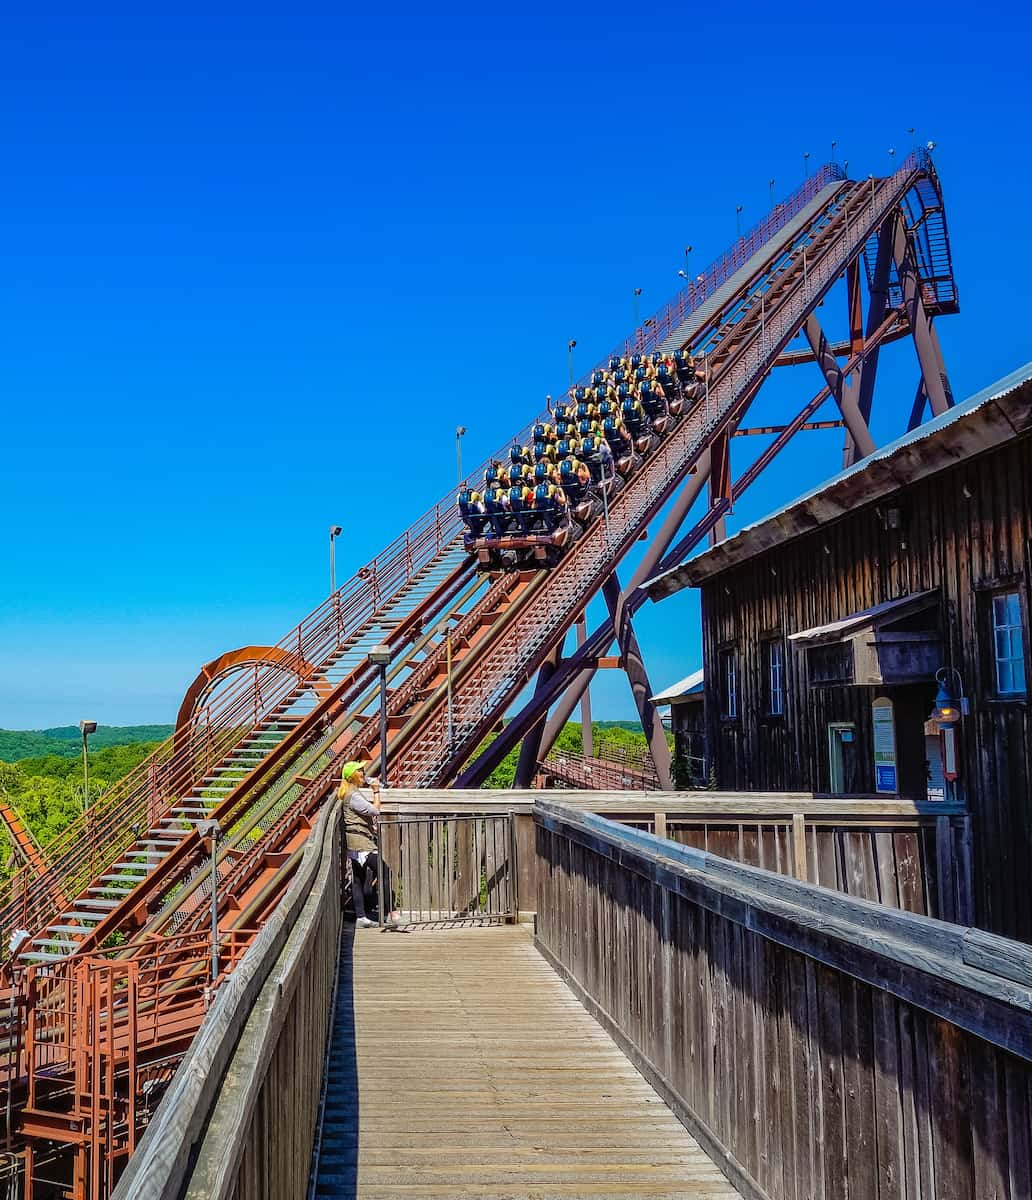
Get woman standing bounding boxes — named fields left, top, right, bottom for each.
left=338, top=760, right=402, bottom=928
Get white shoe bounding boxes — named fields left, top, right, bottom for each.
left=356, top=917, right=377, bottom=929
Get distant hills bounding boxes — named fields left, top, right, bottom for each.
left=0, top=725, right=174, bottom=762
left=0, top=719, right=643, bottom=764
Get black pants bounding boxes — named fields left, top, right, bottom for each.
left=350, top=853, right=394, bottom=921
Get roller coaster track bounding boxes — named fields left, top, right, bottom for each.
left=0, top=150, right=959, bottom=1197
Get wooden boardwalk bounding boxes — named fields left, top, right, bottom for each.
left=312, top=924, right=739, bottom=1199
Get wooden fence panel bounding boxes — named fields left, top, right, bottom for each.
left=535, top=801, right=1032, bottom=1200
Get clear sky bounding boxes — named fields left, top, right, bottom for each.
left=1, top=2, right=1029, bottom=728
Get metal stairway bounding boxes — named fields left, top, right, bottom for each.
left=16, top=540, right=475, bottom=961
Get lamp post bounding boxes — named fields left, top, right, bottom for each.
left=567, top=340, right=576, bottom=386
left=735, top=205, right=743, bottom=238
left=455, top=426, right=467, bottom=487
left=369, top=644, right=391, bottom=786
left=329, top=525, right=342, bottom=595
left=79, top=720, right=97, bottom=813
left=196, top=817, right=221, bottom=989
left=907, top=127, right=915, bottom=149
left=831, top=139, right=838, bottom=162
left=632, top=288, right=642, bottom=328
left=683, top=244, right=692, bottom=281
left=803, top=151, right=810, bottom=178
left=768, top=178, right=775, bottom=209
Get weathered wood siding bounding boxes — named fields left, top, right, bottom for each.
left=699, top=433, right=1032, bottom=939
left=535, top=800, right=1032, bottom=1200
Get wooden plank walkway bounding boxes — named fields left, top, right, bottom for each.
left=312, top=924, right=740, bottom=1199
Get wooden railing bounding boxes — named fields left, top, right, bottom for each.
left=111, top=799, right=343, bottom=1200
left=534, top=800, right=1032, bottom=1200
left=384, top=790, right=971, bottom=923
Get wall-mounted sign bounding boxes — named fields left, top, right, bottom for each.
left=872, top=696, right=898, bottom=794
left=942, top=725, right=958, bottom=782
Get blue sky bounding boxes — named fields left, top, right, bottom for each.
left=1, top=2, right=1029, bottom=728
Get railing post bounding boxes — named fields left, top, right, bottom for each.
left=936, top=813, right=958, bottom=924
left=791, top=813, right=808, bottom=881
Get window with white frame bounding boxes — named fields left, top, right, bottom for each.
left=720, top=648, right=738, bottom=719
left=992, top=591, right=1027, bottom=695
left=766, top=639, right=784, bottom=715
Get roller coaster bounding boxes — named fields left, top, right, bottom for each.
left=0, top=149, right=958, bottom=1197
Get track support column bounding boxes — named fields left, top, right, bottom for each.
left=603, top=576, right=673, bottom=789
left=803, top=313, right=875, bottom=462
left=893, top=219, right=953, bottom=418
left=512, top=645, right=563, bottom=788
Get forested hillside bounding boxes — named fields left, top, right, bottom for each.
left=0, top=725, right=173, bottom=762
left=0, top=740, right=162, bottom=880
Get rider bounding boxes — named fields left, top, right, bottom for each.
left=509, top=441, right=532, bottom=469
left=621, top=393, right=647, bottom=437
left=533, top=438, right=558, bottom=465
left=578, top=416, right=602, bottom=442
left=603, top=415, right=634, bottom=460
left=556, top=433, right=582, bottom=461
left=558, top=456, right=590, bottom=505
left=638, top=379, right=667, bottom=420
left=457, top=486, right=486, bottom=537
left=507, top=475, right=535, bottom=535
left=532, top=477, right=568, bottom=532
left=482, top=483, right=510, bottom=538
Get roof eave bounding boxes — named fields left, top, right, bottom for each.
left=645, top=380, right=1032, bottom=597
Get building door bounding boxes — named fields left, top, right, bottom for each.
left=828, top=723, right=859, bottom=794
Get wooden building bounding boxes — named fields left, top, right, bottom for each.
left=650, top=669, right=707, bottom=786
left=646, top=364, right=1032, bottom=940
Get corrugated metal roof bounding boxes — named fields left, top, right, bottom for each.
left=645, top=361, right=1032, bottom=597
left=650, top=668, right=704, bottom=704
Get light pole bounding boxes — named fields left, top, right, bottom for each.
left=735, top=205, right=743, bottom=238
left=803, top=151, right=810, bottom=178
left=567, top=340, right=576, bottom=386
left=369, top=644, right=391, bottom=786
left=633, top=288, right=642, bottom=329
left=683, top=244, right=692, bottom=280
left=79, top=720, right=97, bottom=812
left=831, top=139, right=838, bottom=162
left=329, top=525, right=342, bottom=595
left=768, top=178, right=775, bottom=209
left=908, top=127, right=915, bottom=149
left=196, top=817, right=221, bottom=989
left=455, top=426, right=466, bottom=487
